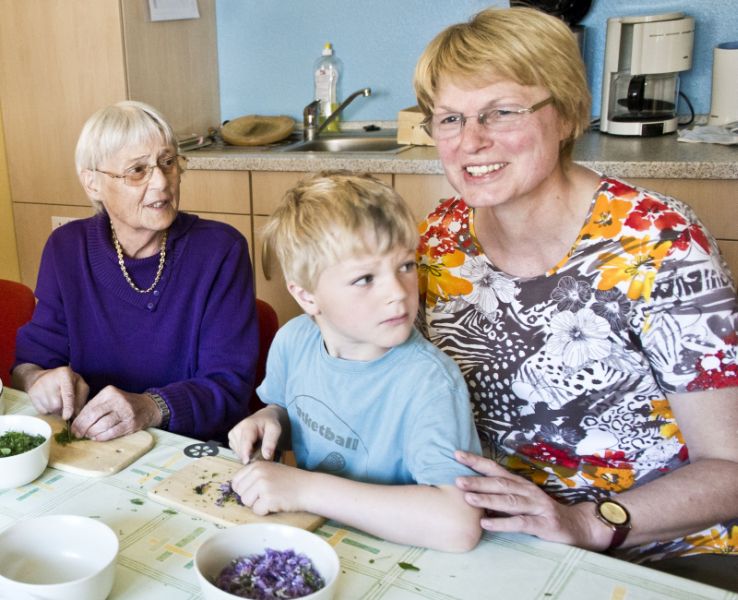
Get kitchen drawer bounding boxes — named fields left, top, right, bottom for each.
left=393, top=173, right=456, bottom=221
left=251, top=171, right=391, bottom=215
left=179, top=170, right=250, bottom=215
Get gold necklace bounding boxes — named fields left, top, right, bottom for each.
left=111, top=223, right=168, bottom=294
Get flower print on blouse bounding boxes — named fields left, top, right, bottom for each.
left=417, top=176, right=738, bottom=562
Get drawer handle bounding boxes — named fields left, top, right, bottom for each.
left=261, top=238, right=271, bottom=281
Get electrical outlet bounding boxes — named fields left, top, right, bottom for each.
left=51, top=216, right=79, bottom=230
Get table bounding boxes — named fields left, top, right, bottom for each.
left=1, top=387, right=735, bottom=600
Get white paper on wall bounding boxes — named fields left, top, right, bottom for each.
left=148, top=0, right=199, bottom=22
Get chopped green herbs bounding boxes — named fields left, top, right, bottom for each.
left=54, top=427, right=83, bottom=446
left=0, top=430, right=45, bottom=457
left=130, top=498, right=144, bottom=505
left=398, top=562, right=420, bottom=572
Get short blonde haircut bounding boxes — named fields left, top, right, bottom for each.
left=414, top=6, right=590, bottom=163
left=263, top=171, right=419, bottom=292
left=75, top=100, right=178, bottom=212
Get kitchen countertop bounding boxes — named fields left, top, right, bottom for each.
left=184, top=129, right=738, bottom=179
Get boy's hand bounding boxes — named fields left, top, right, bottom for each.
left=231, top=462, right=311, bottom=515
left=227, top=406, right=283, bottom=463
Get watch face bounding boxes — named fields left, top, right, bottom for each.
left=600, top=501, right=628, bottom=525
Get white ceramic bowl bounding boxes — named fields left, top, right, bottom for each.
left=0, top=414, right=52, bottom=489
left=0, top=514, right=118, bottom=600
left=195, top=523, right=340, bottom=600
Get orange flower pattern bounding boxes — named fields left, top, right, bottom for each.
left=417, top=177, right=738, bottom=562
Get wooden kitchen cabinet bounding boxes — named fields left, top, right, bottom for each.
left=393, top=173, right=457, bottom=221
left=0, top=0, right=220, bottom=288
left=13, top=204, right=96, bottom=287
left=631, top=178, right=738, bottom=277
left=251, top=171, right=393, bottom=325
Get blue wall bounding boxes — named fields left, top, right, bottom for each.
left=216, top=1, right=738, bottom=124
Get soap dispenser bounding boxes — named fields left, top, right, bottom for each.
left=314, top=42, right=342, bottom=133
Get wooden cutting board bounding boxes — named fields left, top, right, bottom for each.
left=147, top=455, right=325, bottom=531
left=39, top=415, right=155, bottom=477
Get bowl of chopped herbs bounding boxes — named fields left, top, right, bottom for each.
left=194, top=523, right=340, bottom=600
left=0, top=414, right=52, bottom=489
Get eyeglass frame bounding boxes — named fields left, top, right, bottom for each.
left=93, top=154, right=188, bottom=187
left=420, top=97, right=554, bottom=139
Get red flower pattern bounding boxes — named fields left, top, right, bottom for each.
left=687, top=349, right=738, bottom=391
left=625, top=196, right=686, bottom=232
left=671, top=223, right=711, bottom=254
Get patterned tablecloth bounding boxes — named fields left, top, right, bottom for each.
left=1, top=387, right=735, bottom=600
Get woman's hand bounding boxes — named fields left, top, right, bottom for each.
left=22, top=365, right=89, bottom=421
left=455, top=450, right=612, bottom=550
left=228, top=406, right=285, bottom=464
left=231, top=461, right=311, bottom=516
left=71, top=386, right=159, bottom=441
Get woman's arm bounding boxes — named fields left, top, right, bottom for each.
left=147, top=235, right=259, bottom=441
left=232, top=461, right=483, bottom=552
left=455, top=386, right=738, bottom=551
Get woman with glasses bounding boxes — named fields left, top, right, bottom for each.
left=13, top=101, right=258, bottom=443
left=414, top=6, right=738, bottom=587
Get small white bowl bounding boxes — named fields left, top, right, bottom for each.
left=0, top=414, right=52, bottom=489
left=0, top=514, right=119, bottom=600
left=195, top=523, right=340, bottom=600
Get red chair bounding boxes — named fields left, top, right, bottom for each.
left=250, top=298, right=279, bottom=414
left=0, top=279, right=36, bottom=386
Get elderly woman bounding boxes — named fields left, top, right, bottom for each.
left=413, top=6, right=738, bottom=587
left=12, top=101, right=258, bottom=443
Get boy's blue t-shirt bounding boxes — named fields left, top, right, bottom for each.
left=256, top=314, right=482, bottom=485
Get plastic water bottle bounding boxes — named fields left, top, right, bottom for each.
left=314, top=42, right=342, bottom=132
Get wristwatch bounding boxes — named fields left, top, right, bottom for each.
left=595, top=498, right=631, bottom=551
left=147, top=392, right=171, bottom=429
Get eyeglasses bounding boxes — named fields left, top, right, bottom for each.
left=94, top=154, right=187, bottom=187
left=421, top=97, right=554, bottom=140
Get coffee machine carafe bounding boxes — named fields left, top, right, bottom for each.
left=600, top=12, right=694, bottom=136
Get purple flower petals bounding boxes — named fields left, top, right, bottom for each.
left=215, top=548, right=325, bottom=599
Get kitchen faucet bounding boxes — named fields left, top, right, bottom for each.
left=303, top=87, right=372, bottom=141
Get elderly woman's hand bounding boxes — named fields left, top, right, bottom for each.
left=71, top=386, right=160, bottom=441
left=454, top=450, right=612, bottom=551
left=22, top=365, right=89, bottom=422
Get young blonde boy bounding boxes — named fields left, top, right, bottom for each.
left=229, top=172, right=482, bottom=552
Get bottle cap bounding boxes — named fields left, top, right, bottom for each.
left=322, top=42, right=333, bottom=56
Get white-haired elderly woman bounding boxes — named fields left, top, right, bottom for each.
left=414, top=6, right=738, bottom=590
left=13, top=101, right=258, bottom=443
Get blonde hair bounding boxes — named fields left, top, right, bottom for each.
left=413, top=6, right=590, bottom=163
left=75, top=100, right=178, bottom=211
left=263, top=171, right=419, bottom=291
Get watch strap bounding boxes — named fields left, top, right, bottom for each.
left=595, top=499, right=632, bottom=551
left=147, top=392, right=170, bottom=429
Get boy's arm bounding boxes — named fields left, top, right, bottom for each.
left=231, top=462, right=483, bottom=552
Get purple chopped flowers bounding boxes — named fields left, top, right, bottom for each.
left=215, top=548, right=325, bottom=599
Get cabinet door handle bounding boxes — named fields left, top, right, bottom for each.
left=261, top=238, right=272, bottom=281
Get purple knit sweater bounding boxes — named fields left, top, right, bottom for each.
left=14, top=212, right=258, bottom=441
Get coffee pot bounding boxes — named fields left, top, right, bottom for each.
left=600, top=12, right=694, bottom=136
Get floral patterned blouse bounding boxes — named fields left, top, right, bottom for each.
left=416, top=176, right=738, bottom=562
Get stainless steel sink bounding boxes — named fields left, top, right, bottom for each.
left=280, top=133, right=410, bottom=154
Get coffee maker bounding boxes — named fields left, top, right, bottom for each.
left=600, top=12, right=694, bottom=136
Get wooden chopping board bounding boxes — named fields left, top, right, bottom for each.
left=39, top=415, right=155, bottom=477
left=147, top=455, right=325, bottom=531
